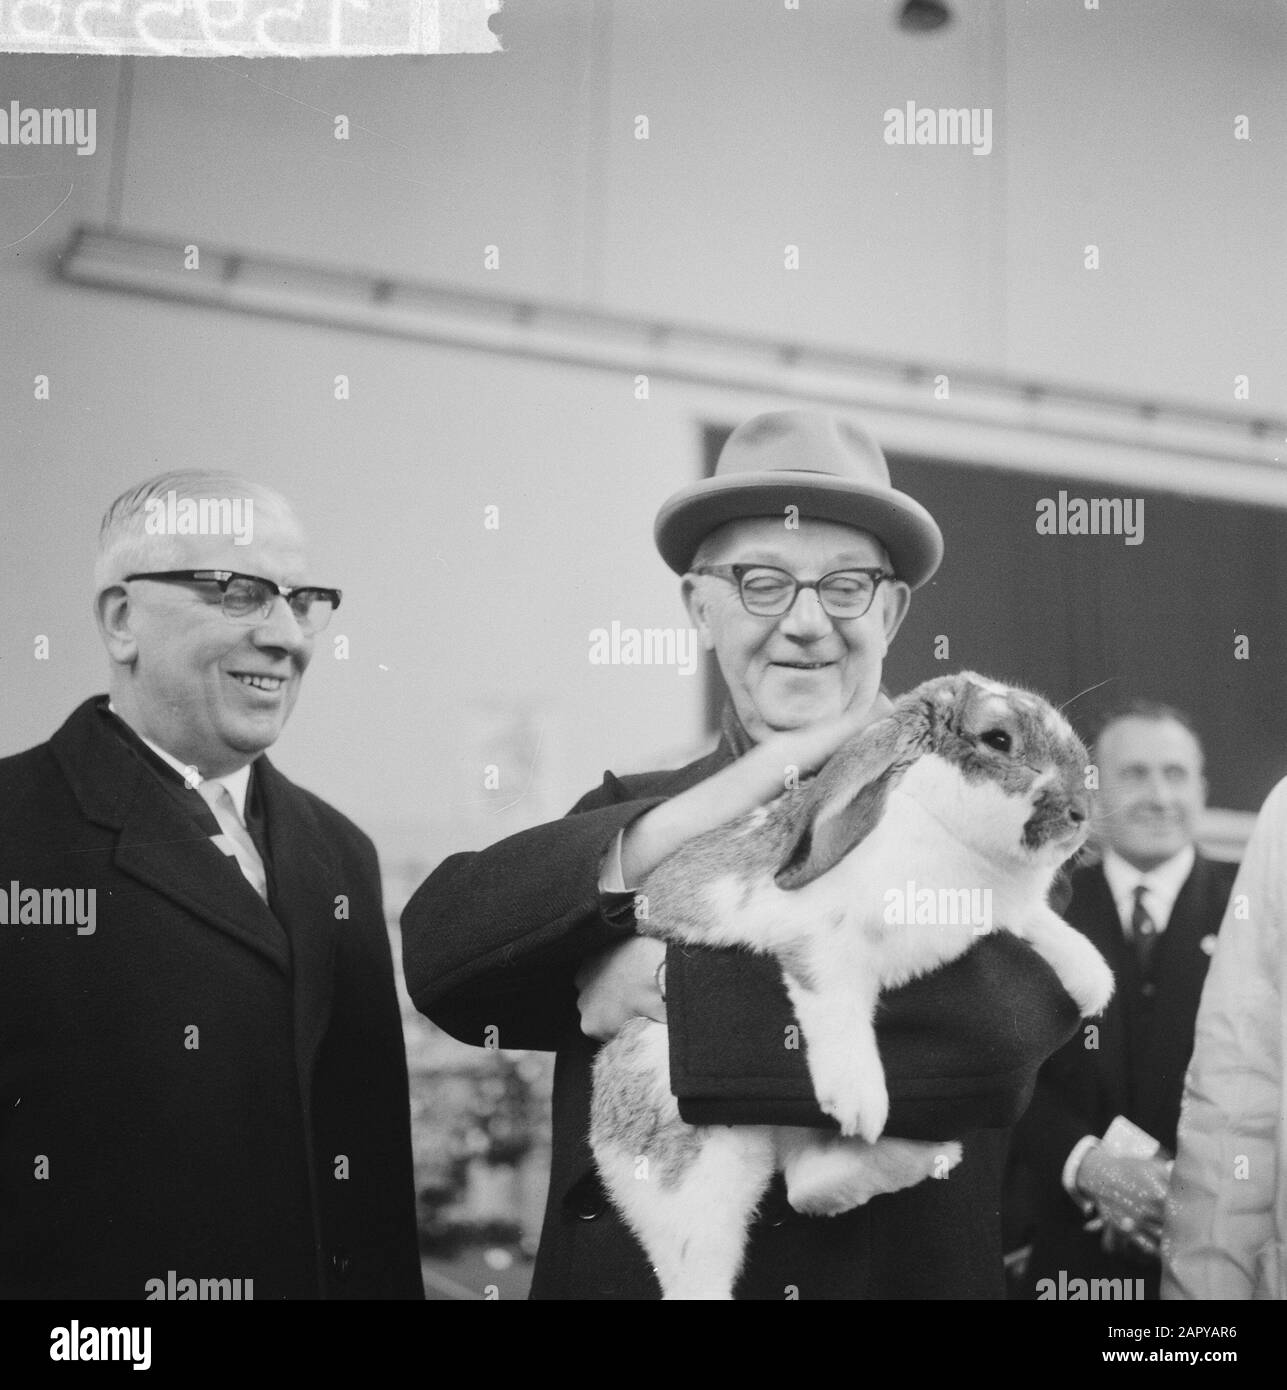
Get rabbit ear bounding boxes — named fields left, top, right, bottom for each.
left=774, top=705, right=931, bottom=891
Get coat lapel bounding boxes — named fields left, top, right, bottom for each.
left=254, top=757, right=340, bottom=1108
left=51, top=699, right=291, bottom=973
left=53, top=699, right=345, bottom=1112
left=1150, top=854, right=1213, bottom=974
left=605, top=742, right=734, bottom=801
left=1133, top=854, right=1223, bottom=1143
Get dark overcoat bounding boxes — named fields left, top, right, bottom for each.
left=0, top=698, right=423, bottom=1299
left=403, top=739, right=1085, bottom=1300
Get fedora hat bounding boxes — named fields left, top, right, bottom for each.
left=654, top=410, right=943, bottom=588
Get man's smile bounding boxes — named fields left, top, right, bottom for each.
left=228, top=671, right=289, bottom=694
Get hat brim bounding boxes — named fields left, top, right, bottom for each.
left=654, top=473, right=944, bottom=588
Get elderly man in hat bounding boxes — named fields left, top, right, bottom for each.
left=402, top=410, right=1083, bottom=1299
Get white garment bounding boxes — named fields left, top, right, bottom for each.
left=599, top=828, right=632, bottom=893
left=1161, top=780, right=1287, bottom=1300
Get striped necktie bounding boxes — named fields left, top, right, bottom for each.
left=197, top=779, right=269, bottom=901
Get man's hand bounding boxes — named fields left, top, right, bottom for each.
left=575, top=935, right=667, bottom=1042
left=588, top=700, right=892, bottom=1040
left=1076, top=1147, right=1170, bottom=1260
left=620, top=695, right=893, bottom=886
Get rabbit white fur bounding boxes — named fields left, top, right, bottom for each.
left=589, top=671, right=1115, bottom=1300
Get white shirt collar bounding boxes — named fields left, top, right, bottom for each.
left=1101, top=843, right=1196, bottom=934
left=106, top=703, right=252, bottom=825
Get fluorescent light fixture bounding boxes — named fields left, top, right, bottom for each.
left=59, top=224, right=1287, bottom=507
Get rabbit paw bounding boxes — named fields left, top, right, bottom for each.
left=1058, top=931, right=1115, bottom=1017
left=787, top=1137, right=964, bottom=1216
left=810, top=1062, right=888, bottom=1143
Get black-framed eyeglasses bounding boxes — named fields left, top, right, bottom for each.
left=690, top=564, right=893, bottom=619
left=124, top=570, right=342, bottom=634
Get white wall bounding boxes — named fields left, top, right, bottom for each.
left=3, top=0, right=1284, bottom=870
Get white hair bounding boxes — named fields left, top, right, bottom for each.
left=94, top=470, right=299, bottom=591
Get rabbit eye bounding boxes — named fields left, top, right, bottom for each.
left=980, top=728, right=1012, bottom=753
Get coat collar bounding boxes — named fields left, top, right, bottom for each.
left=51, top=696, right=342, bottom=1110
left=601, top=738, right=736, bottom=804
left=49, top=698, right=337, bottom=1011
left=1071, top=853, right=1221, bottom=1007
left=1151, top=852, right=1221, bottom=961
left=1073, top=853, right=1213, bottom=944
left=253, top=752, right=340, bottom=1080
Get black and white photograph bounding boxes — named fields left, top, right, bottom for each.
left=1, top=0, right=1283, bottom=1354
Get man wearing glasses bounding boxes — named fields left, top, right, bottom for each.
left=403, top=410, right=1085, bottom=1299
left=0, top=472, right=422, bottom=1299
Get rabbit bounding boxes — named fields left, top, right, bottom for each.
left=589, top=671, right=1115, bottom=1300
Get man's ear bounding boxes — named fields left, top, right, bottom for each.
left=95, top=586, right=139, bottom=666
left=681, top=575, right=717, bottom=651
left=879, top=580, right=911, bottom=645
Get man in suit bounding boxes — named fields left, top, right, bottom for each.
left=1008, top=702, right=1237, bottom=1299
left=402, top=410, right=1090, bottom=1299
left=0, top=471, right=422, bottom=1299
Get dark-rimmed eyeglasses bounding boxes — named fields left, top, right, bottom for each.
left=124, top=570, right=342, bottom=634
left=690, top=564, right=893, bottom=619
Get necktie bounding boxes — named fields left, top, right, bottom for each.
left=1130, top=883, right=1157, bottom=978
left=197, top=779, right=269, bottom=901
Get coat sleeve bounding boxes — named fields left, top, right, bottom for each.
left=400, top=777, right=667, bottom=1052
left=1006, top=1033, right=1102, bottom=1199
left=667, top=932, right=1083, bottom=1138
left=404, top=766, right=1084, bottom=1136
left=1161, top=784, right=1286, bottom=1300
